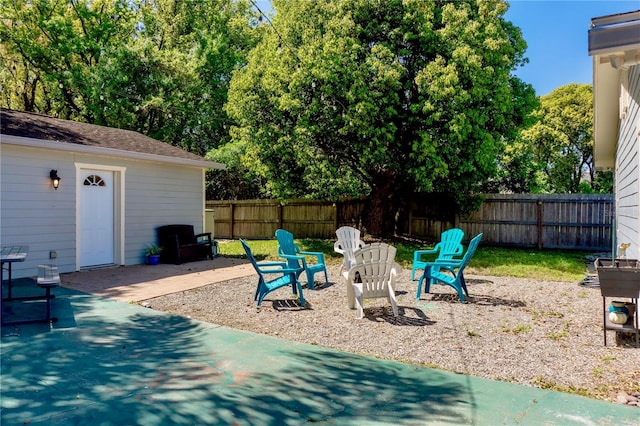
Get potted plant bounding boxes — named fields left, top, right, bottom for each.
left=145, top=244, right=162, bottom=265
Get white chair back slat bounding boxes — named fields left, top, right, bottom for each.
left=346, top=242, right=399, bottom=319
left=334, top=226, right=366, bottom=272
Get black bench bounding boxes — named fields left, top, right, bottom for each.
left=157, top=225, right=214, bottom=264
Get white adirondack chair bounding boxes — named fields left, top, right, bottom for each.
left=334, top=226, right=366, bottom=274
left=346, top=242, right=399, bottom=319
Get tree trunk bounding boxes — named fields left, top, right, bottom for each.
left=361, top=169, right=398, bottom=237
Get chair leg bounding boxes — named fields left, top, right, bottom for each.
left=294, top=276, right=305, bottom=307
left=256, top=280, right=270, bottom=307
left=306, top=270, right=315, bottom=290
left=602, top=297, right=607, bottom=346
left=416, top=269, right=434, bottom=300
left=254, top=279, right=263, bottom=302
left=460, top=273, right=469, bottom=296
left=347, top=279, right=356, bottom=309
left=449, top=280, right=466, bottom=303
left=415, top=274, right=424, bottom=300
left=353, top=283, right=364, bottom=319
left=423, top=266, right=432, bottom=295
left=256, top=290, right=266, bottom=307
left=388, top=288, right=398, bottom=317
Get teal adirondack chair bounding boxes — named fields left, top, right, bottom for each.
left=275, top=229, right=329, bottom=290
left=411, top=228, right=465, bottom=280
left=241, top=239, right=305, bottom=307
left=416, top=233, right=483, bottom=303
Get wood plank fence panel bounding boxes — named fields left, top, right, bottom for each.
left=336, top=200, right=365, bottom=229
left=206, top=200, right=281, bottom=239
left=410, top=218, right=455, bottom=240
left=537, top=195, right=614, bottom=249
left=235, top=202, right=280, bottom=239
left=459, top=196, right=539, bottom=247
left=206, top=194, right=613, bottom=250
left=282, top=201, right=336, bottom=238
left=457, top=194, right=614, bottom=249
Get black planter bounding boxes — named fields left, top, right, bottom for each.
left=595, top=258, right=640, bottom=347
left=595, top=258, right=640, bottom=297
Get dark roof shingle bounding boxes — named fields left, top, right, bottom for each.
left=0, top=108, right=211, bottom=163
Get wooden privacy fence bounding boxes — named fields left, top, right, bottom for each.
left=206, top=194, right=614, bottom=250
left=429, top=194, right=613, bottom=250
left=206, top=199, right=340, bottom=240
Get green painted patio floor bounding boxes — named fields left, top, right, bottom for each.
left=2, top=280, right=638, bottom=425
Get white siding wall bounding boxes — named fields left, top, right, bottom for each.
left=1, top=144, right=76, bottom=279
left=615, top=64, right=640, bottom=259
left=1, top=143, right=206, bottom=278
left=123, top=159, right=204, bottom=264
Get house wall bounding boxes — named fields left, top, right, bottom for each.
left=121, top=157, right=204, bottom=264
left=1, top=143, right=205, bottom=279
left=615, top=64, right=640, bottom=259
left=1, top=144, right=76, bottom=279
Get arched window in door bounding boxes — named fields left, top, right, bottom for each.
left=83, top=175, right=106, bottom=187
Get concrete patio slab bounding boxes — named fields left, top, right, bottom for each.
left=61, top=257, right=254, bottom=302
left=2, top=263, right=639, bottom=425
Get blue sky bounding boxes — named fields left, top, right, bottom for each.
left=505, top=0, right=639, bottom=96
left=252, top=1, right=639, bottom=96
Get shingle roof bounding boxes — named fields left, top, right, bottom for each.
left=0, top=108, right=220, bottom=167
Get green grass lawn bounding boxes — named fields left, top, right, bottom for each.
left=219, top=238, right=593, bottom=283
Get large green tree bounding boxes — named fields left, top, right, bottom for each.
left=0, top=0, right=259, bottom=155
left=226, top=0, right=536, bottom=236
left=520, top=83, right=598, bottom=193
left=0, top=0, right=137, bottom=116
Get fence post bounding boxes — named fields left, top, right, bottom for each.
left=230, top=202, right=234, bottom=239
left=278, top=203, right=283, bottom=230
left=333, top=203, right=338, bottom=231
left=537, top=199, right=543, bottom=249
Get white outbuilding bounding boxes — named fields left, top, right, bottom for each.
left=1, top=108, right=224, bottom=278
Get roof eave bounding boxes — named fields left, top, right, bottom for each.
left=591, top=57, right=619, bottom=171
left=1, top=134, right=225, bottom=170
left=589, top=10, right=640, bottom=172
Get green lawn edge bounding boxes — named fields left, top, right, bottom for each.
left=219, top=239, right=595, bottom=283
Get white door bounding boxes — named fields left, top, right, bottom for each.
left=80, top=170, right=115, bottom=267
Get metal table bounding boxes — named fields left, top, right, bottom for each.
left=1, top=245, right=28, bottom=300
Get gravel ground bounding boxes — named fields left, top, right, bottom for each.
left=144, top=263, right=640, bottom=406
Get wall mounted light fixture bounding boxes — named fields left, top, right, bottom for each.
left=50, top=169, right=61, bottom=190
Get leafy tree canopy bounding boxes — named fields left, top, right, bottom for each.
left=226, top=0, right=537, bottom=235
left=520, top=83, right=604, bottom=193
left=0, top=0, right=260, bottom=155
